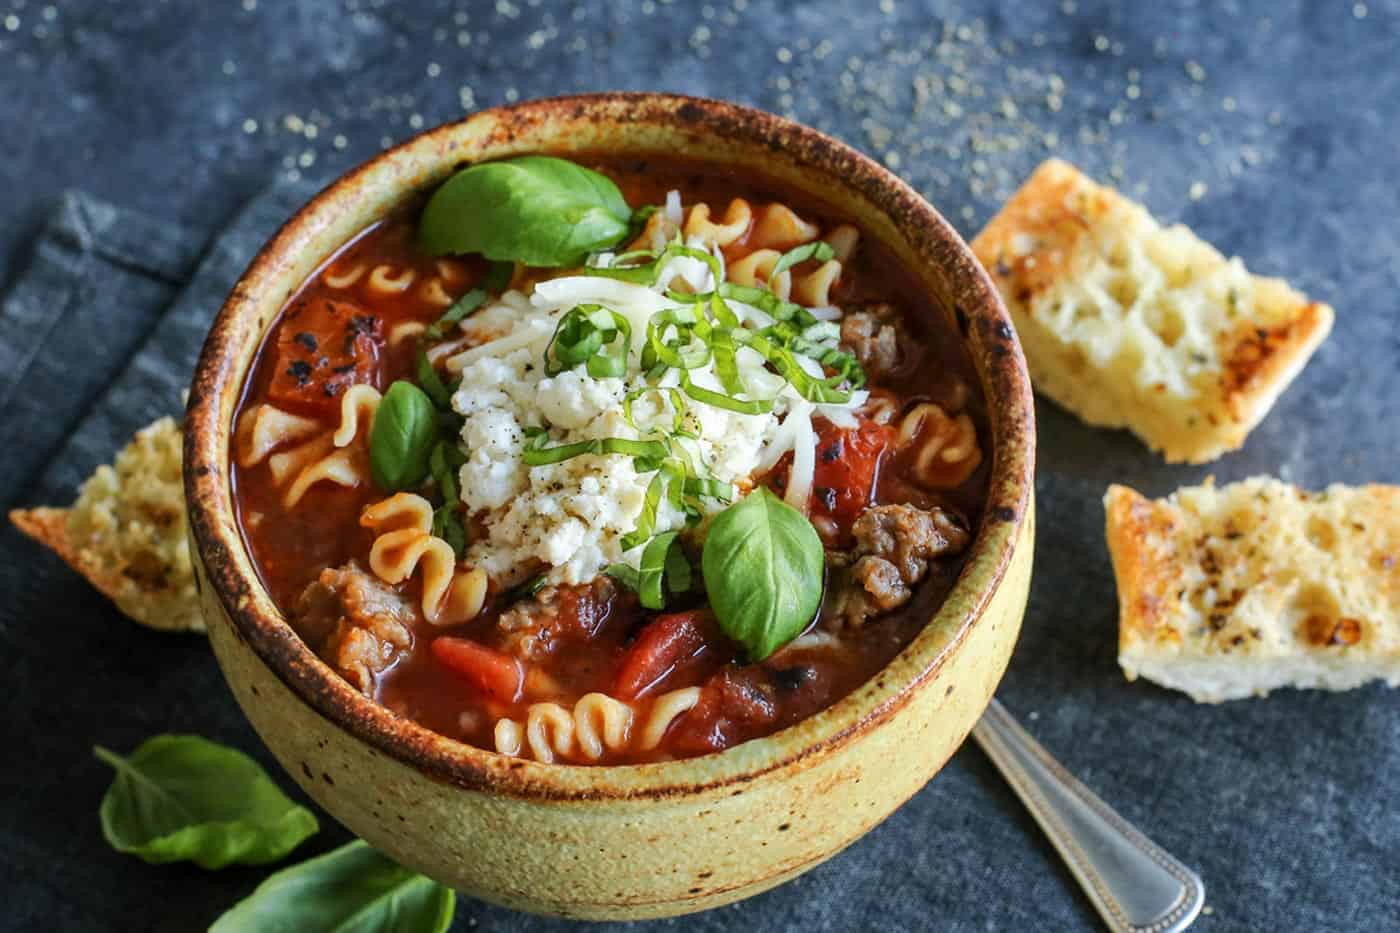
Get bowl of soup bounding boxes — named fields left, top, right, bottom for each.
left=184, top=92, right=1034, bottom=919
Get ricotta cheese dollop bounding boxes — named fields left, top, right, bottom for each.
left=448, top=222, right=864, bottom=586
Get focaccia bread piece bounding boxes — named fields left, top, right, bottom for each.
left=972, top=159, right=1334, bottom=464
left=10, top=416, right=202, bottom=633
left=1105, top=477, right=1400, bottom=702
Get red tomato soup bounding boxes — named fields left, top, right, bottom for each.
left=232, top=156, right=987, bottom=765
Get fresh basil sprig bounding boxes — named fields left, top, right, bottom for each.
left=209, top=840, right=455, bottom=933
left=701, top=487, right=824, bottom=660
left=370, top=381, right=440, bottom=492
left=94, top=735, right=318, bottom=869
left=418, top=156, right=633, bottom=267
left=414, top=347, right=454, bottom=410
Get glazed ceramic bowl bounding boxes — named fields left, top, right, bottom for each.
left=184, top=93, right=1035, bottom=920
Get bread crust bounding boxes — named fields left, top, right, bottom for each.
left=974, top=159, right=1334, bottom=463
left=1103, top=485, right=1184, bottom=659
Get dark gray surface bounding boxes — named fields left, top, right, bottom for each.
left=1, top=1, right=1397, bottom=931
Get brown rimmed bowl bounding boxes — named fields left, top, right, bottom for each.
left=184, top=92, right=1035, bottom=920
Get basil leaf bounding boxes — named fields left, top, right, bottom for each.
left=210, top=840, right=455, bottom=933
left=94, top=735, right=317, bottom=869
left=431, top=505, right=467, bottom=558
left=415, top=347, right=453, bottom=410
left=700, top=487, right=824, bottom=660
left=418, top=156, right=632, bottom=267
left=370, top=381, right=440, bottom=492
left=606, top=563, right=641, bottom=592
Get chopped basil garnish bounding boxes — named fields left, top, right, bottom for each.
left=415, top=346, right=453, bottom=409
left=637, top=531, right=688, bottom=609
left=505, top=573, right=548, bottom=604
left=544, top=304, right=632, bottom=379
left=428, top=441, right=468, bottom=557
left=605, top=563, right=641, bottom=592
left=769, top=240, right=835, bottom=282
left=521, top=432, right=671, bottom=467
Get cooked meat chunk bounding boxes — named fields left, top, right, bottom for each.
left=294, top=561, right=415, bottom=695
left=840, top=303, right=902, bottom=381
left=852, top=503, right=969, bottom=580
left=851, top=555, right=910, bottom=612
left=498, top=577, right=616, bottom=661
left=830, top=503, right=971, bottom=628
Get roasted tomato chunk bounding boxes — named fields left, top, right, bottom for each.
left=771, top=418, right=893, bottom=546
left=613, top=609, right=721, bottom=700
left=668, top=666, right=780, bottom=755
left=267, top=297, right=383, bottom=415
left=431, top=637, right=524, bottom=703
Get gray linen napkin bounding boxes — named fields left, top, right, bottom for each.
left=0, top=193, right=204, bottom=506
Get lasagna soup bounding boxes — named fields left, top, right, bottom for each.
left=233, top=156, right=987, bottom=765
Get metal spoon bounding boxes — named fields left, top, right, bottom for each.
left=972, top=699, right=1206, bottom=933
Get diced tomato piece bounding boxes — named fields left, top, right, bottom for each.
left=811, top=419, right=893, bottom=536
left=769, top=418, right=892, bottom=545
left=666, top=666, right=780, bottom=756
left=267, top=297, right=383, bottom=416
left=431, top=637, right=524, bottom=702
left=613, top=610, right=718, bottom=700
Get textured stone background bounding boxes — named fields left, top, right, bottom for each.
left=2, top=1, right=1397, bottom=931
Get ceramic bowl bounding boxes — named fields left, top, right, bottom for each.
left=184, top=92, right=1035, bottom=920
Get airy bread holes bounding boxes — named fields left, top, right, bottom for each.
left=1305, top=515, right=1339, bottom=552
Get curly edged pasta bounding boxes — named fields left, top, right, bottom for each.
left=680, top=197, right=860, bottom=308
left=234, top=403, right=323, bottom=469
left=239, top=383, right=382, bottom=508
left=895, top=402, right=982, bottom=490
left=729, top=248, right=844, bottom=307
left=492, top=687, right=702, bottom=764
left=683, top=198, right=753, bottom=247
left=360, top=492, right=488, bottom=626
left=322, top=255, right=471, bottom=308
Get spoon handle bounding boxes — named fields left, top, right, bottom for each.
left=971, top=699, right=1205, bottom=933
